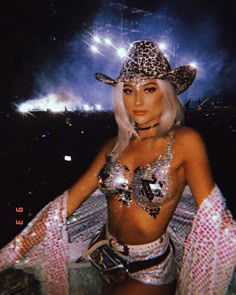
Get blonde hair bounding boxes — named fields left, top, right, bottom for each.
left=112, top=79, right=185, bottom=158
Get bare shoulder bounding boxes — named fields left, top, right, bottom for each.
left=174, top=127, right=214, bottom=206
left=174, top=126, right=205, bottom=150
left=175, top=126, right=203, bottom=141
left=172, top=126, right=209, bottom=166
left=102, top=136, right=117, bottom=155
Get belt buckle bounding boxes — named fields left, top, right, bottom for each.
left=109, top=239, right=129, bottom=256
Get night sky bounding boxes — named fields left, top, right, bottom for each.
left=1, top=0, right=236, bottom=109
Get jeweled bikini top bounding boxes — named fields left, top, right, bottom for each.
left=97, top=131, right=175, bottom=218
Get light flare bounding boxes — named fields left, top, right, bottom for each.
left=104, top=38, right=112, bottom=45
left=189, top=62, right=198, bottom=69
left=117, top=47, right=127, bottom=58
left=93, top=36, right=101, bottom=43
left=90, top=45, right=99, bottom=53
left=17, top=92, right=81, bottom=113
left=158, top=42, right=168, bottom=50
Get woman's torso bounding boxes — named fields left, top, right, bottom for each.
left=97, top=128, right=186, bottom=244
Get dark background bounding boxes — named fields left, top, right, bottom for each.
left=0, top=0, right=236, bottom=248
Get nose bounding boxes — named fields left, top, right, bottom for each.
left=134, top=91, right=144, bottom=106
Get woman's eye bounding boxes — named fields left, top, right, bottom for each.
left=123, top=88, right=132, bottom=94
left=144, top=87, right=156, bottom=93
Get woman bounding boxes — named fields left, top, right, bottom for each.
left=67, top=40, right=235, bottom=294
left=0, top=40, right=235, bottom=295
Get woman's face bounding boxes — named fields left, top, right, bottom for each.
left=123, top=79, right=163, bottom=128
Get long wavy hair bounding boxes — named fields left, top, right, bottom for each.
left=111, top=79, right=185, bottom=158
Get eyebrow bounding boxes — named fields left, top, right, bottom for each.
left=123, top=82, right=158, bottom=87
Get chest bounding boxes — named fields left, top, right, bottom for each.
left=97, top=132, right=184, bottom=218
left=98, top=148, right=176, bottom=216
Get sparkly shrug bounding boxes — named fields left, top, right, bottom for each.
left=0, top=186, right=235, bottom=294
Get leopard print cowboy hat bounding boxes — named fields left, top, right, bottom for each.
left=95, top=40, right=197, bottom=95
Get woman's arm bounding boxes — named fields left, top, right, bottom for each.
left=66, top=138, right=115, bottom=217
left=0, top=138, right=115, bottom=271
left=180, top=127, right=215, bottom=207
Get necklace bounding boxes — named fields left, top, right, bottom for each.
left=135, top=122, right=159, bottom=131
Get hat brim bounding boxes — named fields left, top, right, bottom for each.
left=95, top=73, right=117, bottom=86
left=158, top=65, right=197, bottom=94
left=95, top=65, right=196, bottom=95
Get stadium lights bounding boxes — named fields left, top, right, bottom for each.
left=18, top=104, right=30, bottom=113
left=95, top=104, right=102, bottom=111
left=93, top=35, right=102, bottom=43
left=17, top=97, right=104, bottom=113
left=116, top=47, right=127, bottom=58
left=90, top=45, right=99, bottom=53
left=83, top=104, right=92, bottom=111
left=104, top=38, right=112, bottom=46
left=90, top=33, right=127, bottom=58
left=17, top=92, right=80, bottom=113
